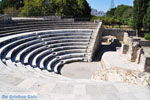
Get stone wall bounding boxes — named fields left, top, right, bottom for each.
left=88, top=22, right=103, bottom=61
left=140, top=40, right=150, bottom=47
left=102, top=28, right=136, bottom=41
left=0, top=14, right=11, bottom=23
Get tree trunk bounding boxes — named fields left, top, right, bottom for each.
left=136, top=28, right=140, bottom=37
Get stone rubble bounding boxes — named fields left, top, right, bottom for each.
left=91, top=67, right=150, bottom=86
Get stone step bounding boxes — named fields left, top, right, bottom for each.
left=1, top=24, right=97, bottom=31
left=0, top=25, right=96, bottom=34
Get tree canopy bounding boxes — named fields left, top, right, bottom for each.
left=0, top=0, right=91, bottom=17
left=106, top=5, right=133, bottom=25
left=100, top=1, right=150, bottom=34
left=132, top=0, right=149, bottom=36
left=0, top=1, right=3, bottom=14
left=0, top=0, right=24, bottom=9
left=143, top=6, right=150, bottom=31
left=20, top=0, right=56, bottom=16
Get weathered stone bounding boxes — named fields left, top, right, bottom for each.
left=145, top=57, right=150, bottom=72
left=123, top=32, right=129, bottom=44
left=102, top=29, right=136, bottom=41
left=92, top=67, right=150, bottom=86
left=121, top=44, right=129, bottom=54
left=136, top=48, right=143, bottom=64
left=128, top=38, right=141, bottom=62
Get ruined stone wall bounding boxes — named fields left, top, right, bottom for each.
left=102, top=28, right=136, bottom=41
left=140, top=41, right=150, bottom=47
left=121, top=32, right=150, bottom=72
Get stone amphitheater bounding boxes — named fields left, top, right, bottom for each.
left=0, top=16, right=150, bottom=100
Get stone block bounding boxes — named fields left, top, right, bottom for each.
left=136, top=48, right=143, bottom=64
left=123, top=32, right=129, bottom=44
left=121, top=44, right=129, bottom=54
left=140, top=40, right=150, bottom=47
left=127, top=38, right=141, bottom=62
left=129, top=47, right=140, bottom=62
left=144, top=57, right=150, bottom=72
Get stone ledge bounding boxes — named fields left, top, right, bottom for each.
left=101, top=52, right=144, bottom=71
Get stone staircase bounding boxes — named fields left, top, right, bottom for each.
left=0, top=20, right=97, bottom=37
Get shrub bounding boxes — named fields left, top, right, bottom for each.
left=144, top=33, right=150, bottom=40
left=3, top=7, right=17, bottom=14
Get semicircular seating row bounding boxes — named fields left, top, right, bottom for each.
left=0, top=20, right=97, bottom=37
left=0, top=30, right=93, bottom=74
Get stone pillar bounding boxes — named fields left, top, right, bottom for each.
left=145, top=57, right=150, bottom=72
left=136, top=48, right=143, bottom=64
left=127, top=38, right=141, bottom=62
left=123, top=32, right=129, bottom=44
left=130, top=42, right=140, bottom=62
left=121, top=44, right=129, bottom=54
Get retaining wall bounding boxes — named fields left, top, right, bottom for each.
left=0, top=14, right=11, bottom=23
left=102, top=28, right=136, bottom=41
left=88, top=22, right=103, bottom=61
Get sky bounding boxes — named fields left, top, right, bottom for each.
left=87, top=0, right=134, bottom=12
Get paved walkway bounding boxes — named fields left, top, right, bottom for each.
left=142, top=46, right=150, bottom=57
left=0, top=66, right=150, bottom=100
left=102, top=51, right=144, bottom=71
left=0, top=59, right=150, bottom=100
left=61, top=62, right=101, bottom=79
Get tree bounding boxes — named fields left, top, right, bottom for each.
left=0, top=1, right=3, bottom=14
left=20, top=0, right=56, bottom=16
left=143, top=6, right=150, bottom=31
left=0, top=0, right=24, bottom=14
left=55, top=0, right=77, bottom=16
left=105, top=5, right=133, bottom=25
left=20, top=0, right=39, bottom=16
left=1, top=0, right=23, bottom=9
left=15, top=0, right=24, bottom=9
left=132, top=0, right=149, bottom=36
left=76, top=0, right=91, bottom=17
left=114, top=5, right=131, bottom=19
left=55, top=0, right=91, bottom=17
left=106, top=8, right=116, bottom=17
left=20, top=0, right=91, bottom=17
left=122, top=7, right=133, bottom=25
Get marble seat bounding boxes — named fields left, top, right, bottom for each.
left=54, top=57, right=85, bottom=73
left=6, top=39, right=40, bottom=61
left=39, top=49, right=86, bottom=70
left=0, top=36, right=37, bottom=63
left=15, top=43, right=44, bottom=62
left=0, top=29, right=92, bottom=73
